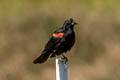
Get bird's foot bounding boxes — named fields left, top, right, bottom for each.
left=62, top=55, right=68, bottom=64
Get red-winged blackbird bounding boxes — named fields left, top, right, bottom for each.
left=33, top=18, right=77, bottom=64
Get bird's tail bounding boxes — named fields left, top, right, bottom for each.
left=33, top=51, right=50, bottom=64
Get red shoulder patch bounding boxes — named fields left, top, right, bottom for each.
left=53, top=33, right=64, bottom=38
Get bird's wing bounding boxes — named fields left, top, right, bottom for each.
left=33, top=29, right=65, bottom=64
left=43, top=36, right=61, bottom=52
left=43, top=28, right=65, bottom=53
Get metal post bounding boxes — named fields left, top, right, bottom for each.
left=56, top=58, right=68, bottom=80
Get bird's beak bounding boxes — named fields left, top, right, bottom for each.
left=74, top=22, right=77, bottom=25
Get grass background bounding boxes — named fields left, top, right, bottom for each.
left=0, top=0, right=120, bottom=80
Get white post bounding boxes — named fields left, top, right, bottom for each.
left=56, top=58, right=68, bottom=80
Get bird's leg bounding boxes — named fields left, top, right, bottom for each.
left=62, top=55, right=68, bottom=63
left=53, top=53, right=58, bottom=58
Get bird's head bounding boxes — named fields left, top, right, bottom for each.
left=63, top=18, right=77, bottom=30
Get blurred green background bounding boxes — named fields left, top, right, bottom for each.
left=0, top=0, right=120, bottom=80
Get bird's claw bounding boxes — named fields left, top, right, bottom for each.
left=62, top=55, right=68, bottom=64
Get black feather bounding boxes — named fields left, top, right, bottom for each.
left=33, top=18, right=77, bottom=64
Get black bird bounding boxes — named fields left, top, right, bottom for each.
left=33, top=18, right=77, bottom=64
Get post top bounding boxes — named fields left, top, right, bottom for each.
left=56, top=58, right=67, bottom=64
